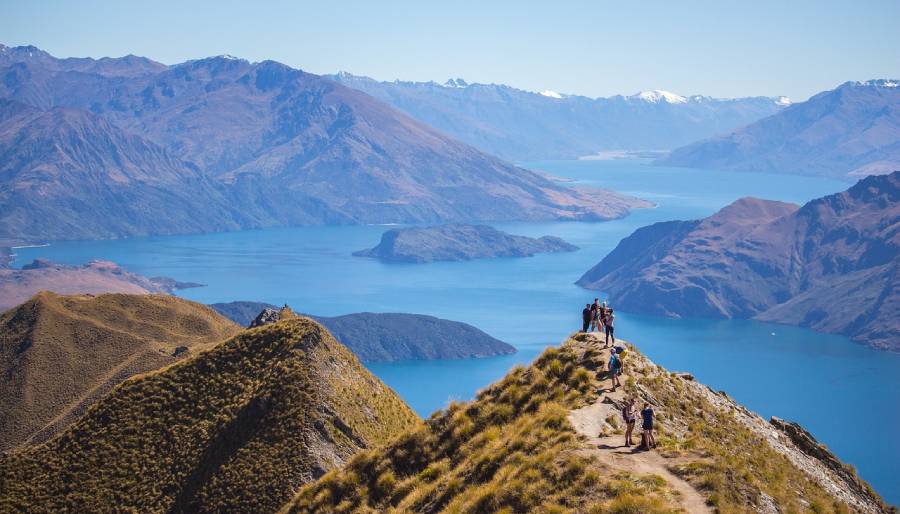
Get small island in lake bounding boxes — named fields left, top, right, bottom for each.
left=353, top=223, right=578, bottom=263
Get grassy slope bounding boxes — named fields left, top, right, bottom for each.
left=0, top=292, right=241, bottom=451
left=283, top=333, right=891, bottom=514
left=0, top=316, right=419, bottom=513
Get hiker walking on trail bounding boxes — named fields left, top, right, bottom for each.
left=605, top=311, right=616, bottom=345
left=582, top=304, right=592, bottom=333
left=640, top=403, right=656, bottom=450
left=590, top=299, right=601, bottom=332
left=608, top=351, right=622, bottom=390
left=622, top=398, right=636, bottom=447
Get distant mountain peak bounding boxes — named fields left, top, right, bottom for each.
left=443, top=77, right=468, bottom=88
left=775, top=96, right=792, bottom=106
left=853, top=79, right=899, bottom=88
left=630, top=89, right=688, bottom=104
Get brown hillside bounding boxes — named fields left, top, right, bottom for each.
left=0, top=292, right=240, bottom=451
left=0, top=316, right=419, bottom=513
left=285, top=332, right=890, bottom=513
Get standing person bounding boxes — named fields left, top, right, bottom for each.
left=640, top=403, right=656, bottom=450
left=622, top=399, right=636, bottom=447
left=608, top=351, right=621, bottom=390
left=606, top=311, right=616, bottom=346
left=590, top=298, right=601, bottom=332
left=581, top=304, right=592, bottom=333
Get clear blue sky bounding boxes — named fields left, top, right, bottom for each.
left=3, top=0, right=898, bottom=101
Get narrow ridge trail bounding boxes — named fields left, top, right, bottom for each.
left=567, top=333, right=713, bottom=513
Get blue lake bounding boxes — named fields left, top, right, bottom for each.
left=14, top=160, right=899, bottom=502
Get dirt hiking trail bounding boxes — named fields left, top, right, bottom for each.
left=567, top=333, right=713, bottom=513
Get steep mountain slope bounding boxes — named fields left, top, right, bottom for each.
left=285, top=333, right=890, bottom=513
left=353, top=223, right=578, bottom=263
left=0, top=46, right=650, bottom=242
left=660, top=80, right=900, bottom=178
left=0, top=259, right=200, bottom=311
left=329, top=72, right=787, bottom=161
left=0, top=99, right=257, bottom=241
left=0, top=315, right=418, bottom=513
left=209, top=302, right=517, bottom=361
left=0, top=292, right=240, bottom=451
left=578, top=172, right=900, bottom=350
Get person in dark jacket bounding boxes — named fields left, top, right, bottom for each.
left=640, top=403, right=656, bottom=450
left=582, top=304, right=592, bottom=332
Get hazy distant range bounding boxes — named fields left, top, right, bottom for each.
left=329, top=73, right=790, bottom=161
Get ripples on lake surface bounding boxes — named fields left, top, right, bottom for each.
left=14, top=160, right=899, bottom=501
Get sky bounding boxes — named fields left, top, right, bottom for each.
left=3, top=0, right=899, bottom=101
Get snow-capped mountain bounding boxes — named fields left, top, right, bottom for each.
left=629, top=89, right=688, bottom=104
left=660, top=79, right=900, bottom=178
left=327, top=72, right=789, bottom=161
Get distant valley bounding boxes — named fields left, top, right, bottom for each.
left=578, top=172, right=900, bottom=350
left=330, top=72, right=788, bottom=161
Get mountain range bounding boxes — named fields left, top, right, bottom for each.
left=660, top=80, right=900, bottom=178
left=577, top=172, right=900, bottom=350
left=329, top=72, right=789, bottom=161
left=0, top=44, right=648, bottom=242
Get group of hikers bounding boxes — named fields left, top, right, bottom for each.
left=580, top=298, right=657, bottom=450
left=621, top=399, right=656, bottom=449
left=581, top=298, right=615, bottom=344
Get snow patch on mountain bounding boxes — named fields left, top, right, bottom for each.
left=775, top=96, right=792, bottom=106
left=540, top=90, right=563, bottom=99
left=630, top=90, right=688, bottom=104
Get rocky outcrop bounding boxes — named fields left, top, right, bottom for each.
left=659, top=79, right=900, bottom=178
left=0, top=259, right=205, bottom=312
left=249, top=307, right=285, bottom=328
left=354, top=223, right=579, bottom=263
left=578, top=172, right=900, bottom=350
left=770, top=417, right=882, bottom=507
left=210, top=302, right=516, bottom=362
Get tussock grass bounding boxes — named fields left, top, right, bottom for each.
left=0, top=292, right=241, bottom=451
left=283, top=342, right=681, bottom=513
left=625, top=354, right=891, bottom=514
left=0, top=317, right=418, bottom=513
